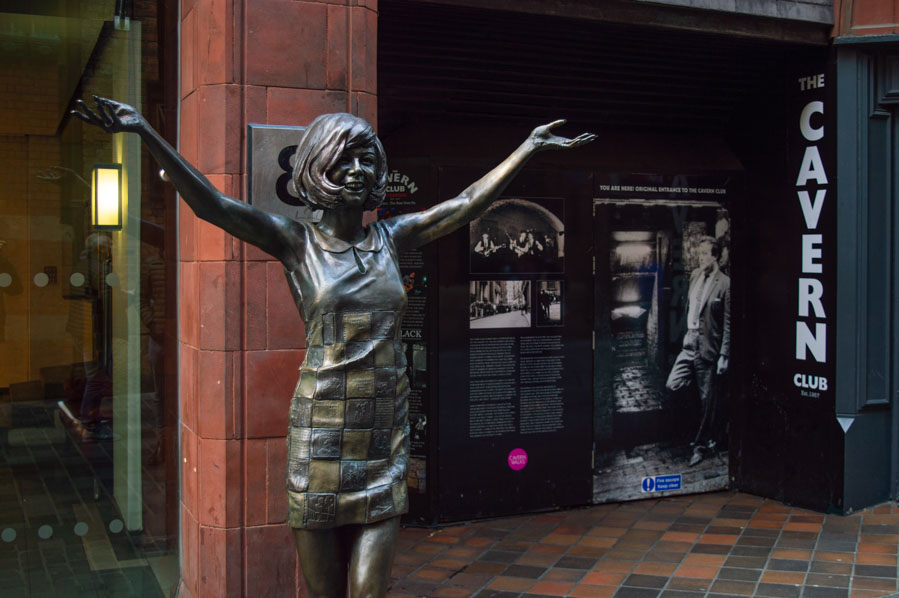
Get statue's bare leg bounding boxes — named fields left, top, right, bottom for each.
left=348, top=516, right=400, bottom=598
left=293, top=516, right=399, bottom=598
left=293, top=527, right=347, bottom=598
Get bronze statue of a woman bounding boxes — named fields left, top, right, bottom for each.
left=73, top=96, right=594, bottom=598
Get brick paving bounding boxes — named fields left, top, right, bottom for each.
left=389, top=491, right=899, bottom=598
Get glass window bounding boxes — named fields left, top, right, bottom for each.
left=0, top=2, right=178, bottom=596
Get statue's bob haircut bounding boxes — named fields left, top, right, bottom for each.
left=291, top=113, right=388, bottom=211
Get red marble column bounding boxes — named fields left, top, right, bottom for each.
left=833, top=0, right=899, bottom=36
left=177, top=1, right=378, bottom=596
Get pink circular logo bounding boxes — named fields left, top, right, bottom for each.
left=507, top=448, right=528, bottom=471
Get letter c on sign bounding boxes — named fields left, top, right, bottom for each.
left=794, top=373, right=803, bottom=387
left=800, top=101, right=824, bottom=142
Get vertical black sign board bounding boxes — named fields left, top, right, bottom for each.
left=434, top=168, right=593, bottom=522
left=785, top=68, right=836, bottom=403
left=731, top=57, right=843, bottom=511
left=592, top=175, right=734, bottom=503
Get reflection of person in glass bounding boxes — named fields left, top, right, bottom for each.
left=141, top=246, right=167, bottom=462
left=73, top=95, right=594, bottom=598
left=665, top=236, right=730, bottom=467
left=66, top=233, right=114, bottom=440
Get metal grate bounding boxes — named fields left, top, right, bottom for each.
left=378, top=1, right=815, bottom=134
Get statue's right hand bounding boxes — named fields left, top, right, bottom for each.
left=70, top=96, right=145, bottom=134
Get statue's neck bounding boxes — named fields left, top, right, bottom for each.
left=316, top=207, right=365, bottom=244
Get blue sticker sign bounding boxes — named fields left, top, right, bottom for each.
left=640, top=474, right=682, bottom=493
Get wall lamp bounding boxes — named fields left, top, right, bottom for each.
left=92, top=164, right=122, bottom=230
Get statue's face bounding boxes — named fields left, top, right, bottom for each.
left=327, top=145, right=378, bottom=207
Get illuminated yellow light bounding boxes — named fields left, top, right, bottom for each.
left=92, top=164, right=122, bottom=230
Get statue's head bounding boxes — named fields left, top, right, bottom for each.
left=291, top=113, right=387, bottom=211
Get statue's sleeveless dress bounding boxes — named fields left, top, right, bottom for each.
left=283, top=220, right=409, bottom=529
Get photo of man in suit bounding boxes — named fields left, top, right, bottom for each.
left=665, top=235, right=731, bottom=467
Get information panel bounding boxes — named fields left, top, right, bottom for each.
left=376, top=159, right=435, bottom=521
left=435, top=168, right=593, bottom=521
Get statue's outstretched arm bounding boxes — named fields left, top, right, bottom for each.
left=383, top=120, right=594, bottom=251
left=72, top=96, right=303, bottom=268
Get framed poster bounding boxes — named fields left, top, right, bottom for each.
left=593, top=174, right=735, bottom=503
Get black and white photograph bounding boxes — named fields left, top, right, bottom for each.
left=594, top=199, right=731, bottom=504
left=469, top=198, right=565, bottom=274
left=469, top=280, right=531, bottom=329
left=536, top=280, right=563, bottom=327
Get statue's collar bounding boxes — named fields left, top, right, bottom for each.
left=307, top=221, right=383, bottom=254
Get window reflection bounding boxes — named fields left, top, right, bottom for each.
left=0, top=3, right=178, bottom=596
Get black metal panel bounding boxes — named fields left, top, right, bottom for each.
left=379, top=1, right=803, bottom=135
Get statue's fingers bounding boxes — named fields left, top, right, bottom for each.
left=74, top=98, right=98, bottom=118
left=96, top=96, right=123, bottom=116
left=92, top=96, right=114, bottom=120
left=544, top=119, right=567, bottom=130
left=72, top=101, right=105, bottom=126
left=96, top=101, right=117, bottom=128
left=566, top=133, right=595, bottom=147
left=70, top=110, right=92, bottom=124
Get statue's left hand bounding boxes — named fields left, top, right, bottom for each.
left=70, top=96, right=146, bottom=134
left=529, top=119, right=596, bottom=151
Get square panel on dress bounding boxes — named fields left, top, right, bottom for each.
left=308, top=461, right=340, bottom=492
left=367, top=485, right=396, bottom=521
left=289, top=397, right=313, bottom=427
left=340, top=312, right=371, bottom=343
left=374, top=369, right=396, bottom=398
left=336, top=490, right=367, bottom=525
left=288, top=427, right=312, bottom=460
left=368, top=429, right=391, bottom=460
left=370, top=311, right=397, bottom=339
left=340, top=461, right=367, bottom=492
left=311, top=400, right=345, bottom=428
left=366, top=459, right=391, bottom=489
left=287, top=458, right=309, bottom=492
left=346, top=370, right=375, bottom=398
left=311, top=429, right=342, bottom=459
left=374, top=398, right=394, bottom=428
left=314, top=370, right=346, bottom=400
left=305, top=346, right=324, bottom=368
left=345, top=399, right=375, bottom=429
left=372, top=340, right=396, bottom=368
left=306, top=493, right=337, bottom=525
left=323, top=343, right=346, bottom=364
left=342, top=429, right=371, bottom=459
left=345, top=341, right=374, bottom=369
left=296, top=370, right=316, bottom=399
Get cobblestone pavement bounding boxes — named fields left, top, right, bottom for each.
left=389, top=491, right=899, bottom=598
